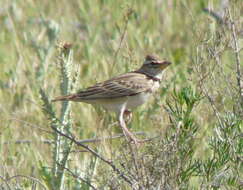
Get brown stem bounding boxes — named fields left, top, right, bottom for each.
left=50, top=125, right=133, bottom=186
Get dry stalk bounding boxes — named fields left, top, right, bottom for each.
left=228, top=8, right=242, bottom=107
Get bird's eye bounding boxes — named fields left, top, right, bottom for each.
left=150, top=62, right=157, bottom=66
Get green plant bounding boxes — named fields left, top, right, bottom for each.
left=39, top=44, right=75, bottom=190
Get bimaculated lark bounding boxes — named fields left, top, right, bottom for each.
left=52, top=55, right=171, bottom=144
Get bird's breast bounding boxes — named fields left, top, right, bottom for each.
left=126, top=81, right=160, bottom=109
left=127, top=91, right=152, bottom=109
left=151, top=81, right=160, bottom=92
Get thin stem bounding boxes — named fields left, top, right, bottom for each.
left=57, top=163, right=98, bottom=190
left=228, top=9, right=242, bottom=107
left=2, top=132, right=145, bottom=145
left=50, top=125, right=133, bottom=186
left=109, top=18, right=129, bottom=76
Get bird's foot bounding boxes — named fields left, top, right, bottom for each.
left=124, top=132, right=146, bottom=146
left=129, top=137, right=144, bottom=146
left=123, top=110, right=132, bottom=124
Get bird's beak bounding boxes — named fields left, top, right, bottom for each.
left=158, top=61, right=172, bottom=70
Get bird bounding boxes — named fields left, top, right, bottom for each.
left=52, top=55, right=172, bottom=144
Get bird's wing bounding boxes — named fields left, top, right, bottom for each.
left=53, top=72, right=153, bottom=102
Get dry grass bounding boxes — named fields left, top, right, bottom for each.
left=0, top=0, right=242, bottom=189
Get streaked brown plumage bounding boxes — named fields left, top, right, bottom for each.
left=53, top=72, right=154, bottom=101
left=53, top=55, right=171, bottom=144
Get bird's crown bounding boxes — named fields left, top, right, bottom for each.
left=145, top=54, right=159, bottom=62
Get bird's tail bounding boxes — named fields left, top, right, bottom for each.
left=52, top=94, right=78, bottom=102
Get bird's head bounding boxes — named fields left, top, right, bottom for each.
left=138, top=55, right=171, bottom=78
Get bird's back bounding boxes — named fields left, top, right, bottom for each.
left=52, top=72, right=154, bottom=102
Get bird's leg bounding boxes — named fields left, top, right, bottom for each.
left=118, top=110, right=141, bottom=144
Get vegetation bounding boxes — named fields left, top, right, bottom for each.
left=0, top=0, right=242, bottom=189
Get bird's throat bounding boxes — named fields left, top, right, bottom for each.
left=134, top=70, right=163, bottom=83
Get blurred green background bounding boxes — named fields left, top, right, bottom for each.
left=0, top=0, right=242, bottom=189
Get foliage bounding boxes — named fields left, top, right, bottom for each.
left=0, top=0, right=242, bottom=189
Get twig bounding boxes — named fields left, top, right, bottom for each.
left=193, top=49, right=224, bottom=128
left=4, top=175, right=47, bottom=189
left=110, top=21, right=128, bottom=75
left=10, top=117, right=53, bottom=134
left=2, top=132, right=146, bottom=145
left=78, top=131, right=145, bottom=143
left=109, top=9, right=131, bottom=75
left=3, top=140, right=54, bottom=145
left=228, top=9, right=243, bottom=107
left=57, top=163, right=98, bottom=190
left=200, top=85, right=224, bottom=128
left=50, top=125, right=133, bottom=186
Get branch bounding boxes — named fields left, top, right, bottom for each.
left=50, top=125, right=133, bottom=186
